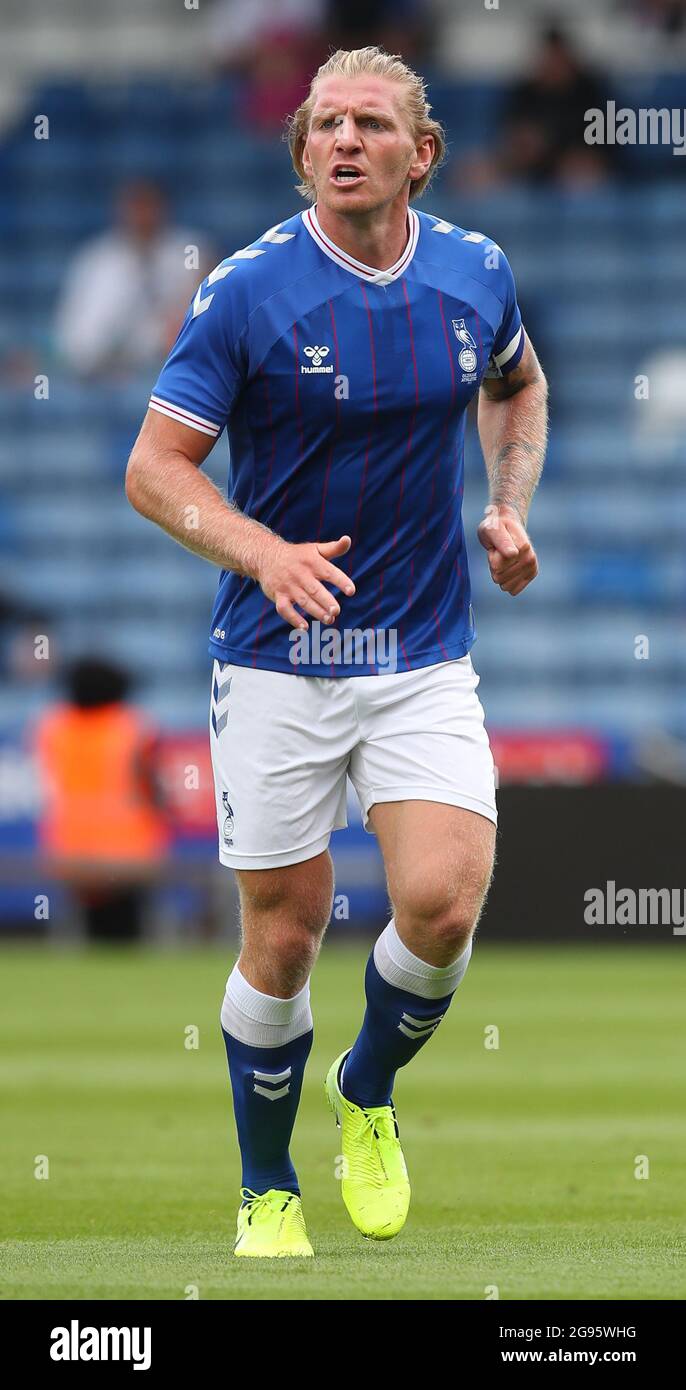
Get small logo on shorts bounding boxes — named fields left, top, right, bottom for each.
left=222, top=791, right=234, bottom=847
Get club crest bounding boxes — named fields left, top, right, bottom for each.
left=222, top=791, right=234, bottom=847
left=452, top=318, right=478, bottom=376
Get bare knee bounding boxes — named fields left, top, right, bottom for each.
left=236, top=851, right=334, bottom=993
left=396, top=884, right=477, bottom=957
left=393, top=849, right=495, bottom=961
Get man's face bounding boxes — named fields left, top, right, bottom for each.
left=302, top=75, right=433, bottom=216
left=119, top=184, right=165, bottom=243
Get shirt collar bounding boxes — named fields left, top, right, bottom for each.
left=302, top=203, right=419, bottom=286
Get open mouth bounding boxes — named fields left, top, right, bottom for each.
left=331, top=167, right=366, bottom=186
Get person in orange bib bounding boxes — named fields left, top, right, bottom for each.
left=34, top=657, right=169, bottom=941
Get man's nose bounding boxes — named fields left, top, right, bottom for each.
left=334, top=116, right=361, bottom=148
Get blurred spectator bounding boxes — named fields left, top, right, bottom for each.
left=503, top=26, right=615, bottom=184
left=0, top=586, right=53, bottom=686
left=33, top=657, right=169, bottom=942
left=627, top=0, right=686, bottom=32
left=634, top=347, right=686, bottom=457
left=54, top=181, right=212, bottom=378
left=208, top=0, right=326, bottom=131
left=326, top=0, right=431, bottom=62
left=457, top=25, right=615, bottom=191
left=209, top=0, right=323, bottom=59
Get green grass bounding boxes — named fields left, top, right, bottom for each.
left=1, top=942, right=684, bottom=1300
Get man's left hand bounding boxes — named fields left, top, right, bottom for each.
left=476, top=503, right=539, bottom=596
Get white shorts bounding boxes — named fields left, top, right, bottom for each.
left=209, top=655, right=497, bottom=870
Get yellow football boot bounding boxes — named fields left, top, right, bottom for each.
left=234, top=1188, right=314, bottom=1258
left=325, top=1050, right=411, bottom=1240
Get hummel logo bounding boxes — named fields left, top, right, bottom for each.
left=253, top=1065, right=292, bottom=1100
left=304, top=345, right=330, bottom=366
left=301, top=345, right=334, bottom=375
left=397, top=1011, right=444, bottom=1041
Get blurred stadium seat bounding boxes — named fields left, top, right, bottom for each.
left=0, top=0, right=684, bottom=935
left=1, top=68, right=684, bottom=742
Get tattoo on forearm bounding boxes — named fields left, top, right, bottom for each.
left=489, top=441, right=546, bottom=522
left=479, top=338, right=549, bottom=524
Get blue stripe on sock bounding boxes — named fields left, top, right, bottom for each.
left=221, top=1026, right=313, bottom=1196
left=341, top=950, right=455, bottom=1108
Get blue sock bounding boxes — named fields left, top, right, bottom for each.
left=341, top=919, right=473, bottom=1109
left=220, top=966, right=313, bottom=1196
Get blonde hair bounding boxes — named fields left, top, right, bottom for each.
left=286, top=46, right=446, bottom=203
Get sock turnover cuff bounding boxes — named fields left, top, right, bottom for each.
left=374, top=919, right=473, bottom=1000
left=221, top=966, right=313, bottom=1047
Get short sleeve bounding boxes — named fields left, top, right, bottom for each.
left=484, top=247, right=525, bottom=379
left=149, top=263, right=246, bottom=439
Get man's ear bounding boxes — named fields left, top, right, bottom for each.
left=409, top=134, right=435, bottom=182
left=301, top=140, right=313, bottom=176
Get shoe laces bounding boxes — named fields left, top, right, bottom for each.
left=240, top=1187, right=293, bottom=1225
left=345, top=1104, right=401, bottom=1186
left=351, top=1103, right=399, bottom=1149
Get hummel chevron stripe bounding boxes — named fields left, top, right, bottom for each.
left=253, top=1065, right=292, bottom=1101
left=397, top=1011, right=443, bottom=1040
left=262, top=224, right=296, bottom=244
left=212, top=709, right=229, bottom=737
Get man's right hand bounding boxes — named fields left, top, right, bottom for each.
left=256, top=534, right=356, bottom=630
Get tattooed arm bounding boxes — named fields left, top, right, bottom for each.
left=476, top=331, right=548, bottom=596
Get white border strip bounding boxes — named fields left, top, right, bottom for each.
left=149, top=394, right=220, bottom=437
left=302, top=204, right=419, bottom=283
left=493, top=325, right=523, bottom=369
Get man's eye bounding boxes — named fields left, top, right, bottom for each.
left=363, top=119, right=382, bottom=129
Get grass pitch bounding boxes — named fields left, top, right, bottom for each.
left=1, top=941, right=684, bottom=1301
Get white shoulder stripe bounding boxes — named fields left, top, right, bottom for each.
left=207, top=263, right=236, bottom=285
left=149, top=395, right=220, bottom=437
left=231, top=246, right=266, bottom=260
left=262, top=224, right=296, bottom=244
left=493, top=326, right=523, bottom=368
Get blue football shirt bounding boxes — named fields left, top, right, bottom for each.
left=150, top=205, right=524, bottom=677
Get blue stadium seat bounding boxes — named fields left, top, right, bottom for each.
left=1, top=76, right=683, bottom=744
